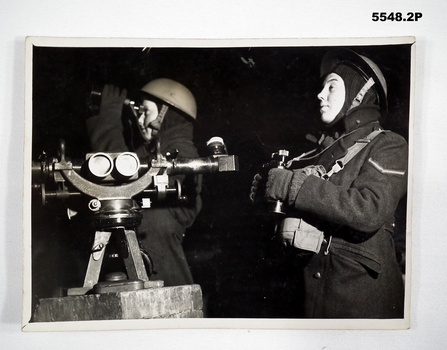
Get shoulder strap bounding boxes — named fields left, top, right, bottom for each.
left=323, top=129, right=384, bottom=180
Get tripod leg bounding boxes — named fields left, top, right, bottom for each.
left=67, top=230, right=112, bottom=296
left=82, top=231, right=112, bottom=289
left=120, top=228, right=149, bottom=282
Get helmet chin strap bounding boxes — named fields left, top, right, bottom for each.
left=147, top=104, right=169, bottom=138
left=349, top=77, right=375, bottom=110
left=127, top=102, right=170, bottom=146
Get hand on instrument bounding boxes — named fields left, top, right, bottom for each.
left=99, top=84, right=128, bottom=120
left=266, top=165, right=326, bottom=205
left=265, top=168, right=293, bottom=202
left=249, top=173, right=263, bottom=203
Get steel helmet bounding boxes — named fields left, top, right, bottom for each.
left=320, top=49, right=388, bottom=119
left=140, top=78, right=197, bottom=120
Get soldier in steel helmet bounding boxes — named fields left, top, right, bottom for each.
left=251, top=49, right=408, bottom=318
left=86, top=78, right=202, bottom=286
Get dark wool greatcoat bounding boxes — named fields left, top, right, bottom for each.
left=290, top=106, right=408, bottom=318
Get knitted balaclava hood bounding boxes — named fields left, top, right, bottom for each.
left=327, top=64, right=378, bottom=127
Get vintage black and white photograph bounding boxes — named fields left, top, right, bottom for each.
left=23, top=37, right=414, bottom=330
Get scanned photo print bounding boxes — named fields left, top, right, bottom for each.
left=23, top=37, right=414, bottom=331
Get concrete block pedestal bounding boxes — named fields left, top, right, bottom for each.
left=33, top=284, right=203, bottom=322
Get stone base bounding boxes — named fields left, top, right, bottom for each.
left=33, top=284, right=203, bottom=322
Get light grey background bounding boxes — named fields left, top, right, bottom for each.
left=2, top=0, right=446, bottom=348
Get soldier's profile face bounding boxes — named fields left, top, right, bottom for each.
left=138, top=99, right=159, bottom=141
left=318, top=72, right=346, bottom=124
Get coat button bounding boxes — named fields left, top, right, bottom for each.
left=314, top=272, right=322, bottom=279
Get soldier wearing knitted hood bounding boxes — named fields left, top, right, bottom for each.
left=252, top=49, right=408, bottom=318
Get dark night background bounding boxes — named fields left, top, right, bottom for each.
left=31, top=43, right=411, bottom=318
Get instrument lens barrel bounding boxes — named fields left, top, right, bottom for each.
left=115, top=152, right=140, bottom=177
left=88, top=153, right=114, bottom=178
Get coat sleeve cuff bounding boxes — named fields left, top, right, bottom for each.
left=287, top=170, right=310, bottom=205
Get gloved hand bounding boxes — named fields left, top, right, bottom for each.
left=251, top=164, right=326, bottom=205
left=249, top=173, right=263, bottom=203
left=265, top=165, right=326, bottom=206
left=86, top=84, right=128, bottom=152
left=265, top=168, right=293, bottom=202
left=99, top=84, right=128, bottom=120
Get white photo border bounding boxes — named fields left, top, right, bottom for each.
left=23, top=36, right=415, bottom=332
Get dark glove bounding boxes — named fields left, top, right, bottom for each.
left=263, top=165, right=325, bottom=206
left=249, top=173, right=263, bottom=203
left=86, top=85, right=128, bottom=152
left=265, top=168, right=293, bottom=202
left=99, top=84, right=127, bottom=121
left=253, top=165, right=326, bottom=205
